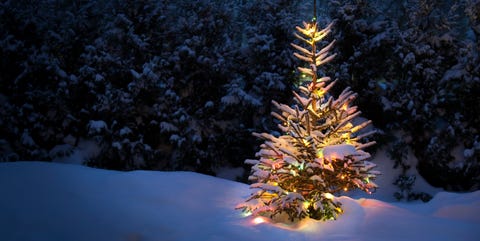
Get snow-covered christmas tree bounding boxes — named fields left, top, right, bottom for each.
left=237, top=14, right=380, bottom=221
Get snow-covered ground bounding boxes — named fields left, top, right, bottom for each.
left=1, top=162, right=479, bottom=241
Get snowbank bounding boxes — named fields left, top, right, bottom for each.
left=0, top=162, right=479, bottom=241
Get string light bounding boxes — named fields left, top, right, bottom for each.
left=335, top=207, right=343, bottom=213
left=242, top=211, right=252, bottom=217
left=316, top=149, right=324, bottom=159
left=303, top=201, right=311, bottom=209
left=252, top=217, right=266, bottom=225
left=315, top=88, right=325, bottom=96
left=302, top=138, right=311, bottom=147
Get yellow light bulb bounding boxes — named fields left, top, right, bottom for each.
left=335, top=207, right=343, bottom=213
left=316, top=150, right=324, bottom=159
left=302, top=139, right=310, bottom=146
left=303, top=201, right=310, bottom=209
left=316, top=89, right=325, bottom=96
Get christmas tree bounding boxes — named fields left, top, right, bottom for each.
left=237, top=17, right=380, bottom=221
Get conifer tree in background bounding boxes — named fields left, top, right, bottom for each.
left=237, top=7, right=380, bottom=221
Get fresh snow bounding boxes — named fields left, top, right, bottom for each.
left=322, top=144, right=359, bottom=161
left=87, top=120, right=108, bottom=135
left=0, top=162, right=479, bottom=241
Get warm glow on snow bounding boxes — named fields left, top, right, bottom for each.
left=1, top=162, right=479, bottom=240
left=252, top=216, right=266, bottom=225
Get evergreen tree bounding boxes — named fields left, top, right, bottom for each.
left=237, top=18, right=380, bottom=221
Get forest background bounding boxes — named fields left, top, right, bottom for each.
left=1, top=0, right=479, bottom=196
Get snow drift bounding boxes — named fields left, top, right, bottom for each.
left=0, top=162, right=479, bottom=241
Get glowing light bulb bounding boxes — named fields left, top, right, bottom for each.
left=299, top=162, right=305, bottom=171
left=316, top=89, right=325, bottom=96
left=253, top=217, right=265, bottom=225
left=316, top=150, right=324, bottom=159
left=343, top=187, right=348, bottom=192
left=242, top=211, right=252, bottom=217
left=341, top=175, right=345, bottom=180
left=303, top=201, right=310, bottom=209
left=302, top=139, right=308, bottom=146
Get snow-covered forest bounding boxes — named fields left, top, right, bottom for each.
left=1, top=0, right=479, bottom=201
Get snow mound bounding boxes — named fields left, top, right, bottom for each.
left=0, top=162, right=479, bottom=241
